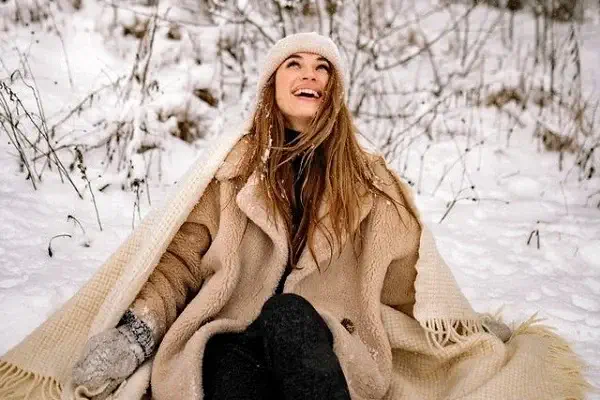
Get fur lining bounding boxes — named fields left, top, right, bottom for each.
left=215, top=135, right=252, bottom=181
left=110, top=361, right=151, bottom=400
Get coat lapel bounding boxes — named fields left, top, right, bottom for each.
left=285, top=186, right=374, bottom=291
left=235, top=169, right=289, bottom=271
left=233, top=150, right=375, bottom=291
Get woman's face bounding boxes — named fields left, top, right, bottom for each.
left=275, top=52, right=331, bottom=132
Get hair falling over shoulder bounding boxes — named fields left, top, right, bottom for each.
left=240, top=70, right=405, bottom=268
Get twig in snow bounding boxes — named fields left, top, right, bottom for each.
left=526, top=226, right=541, bottom=250
left=50, top=79, right=124, bottom=134
left=74, top=146, right=103, bottom=231
left=374, top=4, right=476, bottom=71
left=586, top=190, right=600, bottom=209
left=67, top=214, right=86, bottom=235
left=48, top=234, right=72, bottom=257
left=97, top=0, right=214, bottom=28
left=46, top=4, right=75, bottom=88
left=431, top=141, right=484, bottom=197
left=417, top=144, right=431, bottom=195
left=559, top=182, right=569, bottom=215
left=131, top=177, right=144, bottom=229
left=416, top=27, right=443, bottom=96
left=139, top=8, right=159, bottom=104
left=0, top=79, right=82, bottom=197
left=438, top=192, right=475, bottom=224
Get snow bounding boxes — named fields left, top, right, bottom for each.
left=584, top=277, right=600, bottom=295
left=1, top=0, right=600, bottom=397
left=580, top=241, right=600, bottom=268
left=572, top=294, right=600, bottom=313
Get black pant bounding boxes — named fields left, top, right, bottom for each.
left=202, top=293, right=351, bottom=400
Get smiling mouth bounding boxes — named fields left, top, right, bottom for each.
left=293, top=88, right=322, bottom=100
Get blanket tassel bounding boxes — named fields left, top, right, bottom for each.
left=509, top=314, right=593, bottom=399
left=422, top=317, right=485, bottom=349
left=0, top=361, right=61, bottom=400
left=422, top=315, right=592, bottom=398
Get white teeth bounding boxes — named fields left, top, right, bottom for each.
left=293, top=88, right=320, bottom=98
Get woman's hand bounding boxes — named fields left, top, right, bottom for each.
left=72, top=311, right=156, bottom=399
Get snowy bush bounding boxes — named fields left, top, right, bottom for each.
left=1, top=0, right=599, bottom=203
left=449, top=0, right=586, bottom=22
left=0, top=0, right=81, bottom=30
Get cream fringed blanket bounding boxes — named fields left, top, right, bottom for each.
left=0, top=126, right=591, bottom=400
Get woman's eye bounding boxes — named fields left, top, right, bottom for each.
left=317, top=65, right=330, bottom=72
left=287, top=61, right=300, bottom=68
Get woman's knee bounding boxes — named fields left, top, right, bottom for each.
left=262, top=293, right=312, bottom=314
left=258, top=294, right=332, bottom=343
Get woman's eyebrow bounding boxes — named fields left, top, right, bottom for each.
left=284, top=54, right=302, bottom=62
left=284, top=55, right=330, bottom=65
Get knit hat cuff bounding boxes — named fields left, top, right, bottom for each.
left=256, top=32, right=347, bottom=95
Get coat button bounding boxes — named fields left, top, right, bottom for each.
left=341, top=318, right=355, bottom=334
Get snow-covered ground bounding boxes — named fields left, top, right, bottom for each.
left=1, top=1, right=599, bottom=397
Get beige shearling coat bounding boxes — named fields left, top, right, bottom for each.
left=130, top=136, right=422, bottom=400
left=118, top=133, right=586, bottom=400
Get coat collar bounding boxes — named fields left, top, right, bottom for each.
left=217, top=137, right=375, bottom=283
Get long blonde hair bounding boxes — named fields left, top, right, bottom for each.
left=240, top=68, right=404, bottom=268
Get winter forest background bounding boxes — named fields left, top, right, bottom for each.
left=1, top=0, right=599, bottom=395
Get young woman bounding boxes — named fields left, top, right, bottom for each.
left=0, top=32, right=585, bottom=400
left=71, top=31, right=513, bottom=400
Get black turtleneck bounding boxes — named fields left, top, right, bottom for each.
left=275, top=128, right=305, bottom=294
left=286, top=128, right=305, bottom=239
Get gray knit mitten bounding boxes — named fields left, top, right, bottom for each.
left=72, top=311, right=156, bottom=399
left=482, top=318, right=512, bottom=343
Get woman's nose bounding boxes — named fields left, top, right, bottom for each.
left=301, top=68, right=317, bottom=81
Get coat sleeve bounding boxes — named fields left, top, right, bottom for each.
left=128, top=178, right=221, bottom=340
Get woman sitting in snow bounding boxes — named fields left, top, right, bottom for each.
left=0, top=32, right=588, bottom=400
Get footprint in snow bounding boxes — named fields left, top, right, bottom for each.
left=525, top=291, right=542, bottom=302
left=0, top=274, right=30, bottom=289
left=541, top=285, right=559, bottom=297
left=546, top=307, right=586, bottom=322
left=530, top=262, right=556, bottom=276
left=582, top=278, right=600, bottom=295
left=504, top=176, right=544, bottom=198
left=585, top=316, right=600, bottom=328
left=571, top=294, right=600, bottom=313
left=579, top=241, right=600, bottom=269
left=491, top=263, right=518, bottom=276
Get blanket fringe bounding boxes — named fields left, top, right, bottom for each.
left=422, top=317, right=485, bottom=349
left=509, top=314, right=593, bottom=399
left=0, top=360, right=61, bottom=400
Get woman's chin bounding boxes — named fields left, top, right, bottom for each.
left=292, top=106, right=320, bottom=119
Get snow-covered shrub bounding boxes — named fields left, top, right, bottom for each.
left=61, top=0, right=223, bottom=189
left=0, top=76, right=84, bottom=197
left=95, top=1, right=217, bottom=65
left=531, top=0, right=585, bottom=22
left=449, top=0, right=584, bottom=21
left=0, top=0, right=80, bottom=30
left=3, top=0, right=599, bottom=199
left=70, top=61, right=220, bottom=190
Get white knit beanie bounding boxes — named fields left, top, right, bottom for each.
left=256, top=32, right=347, bottom=97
